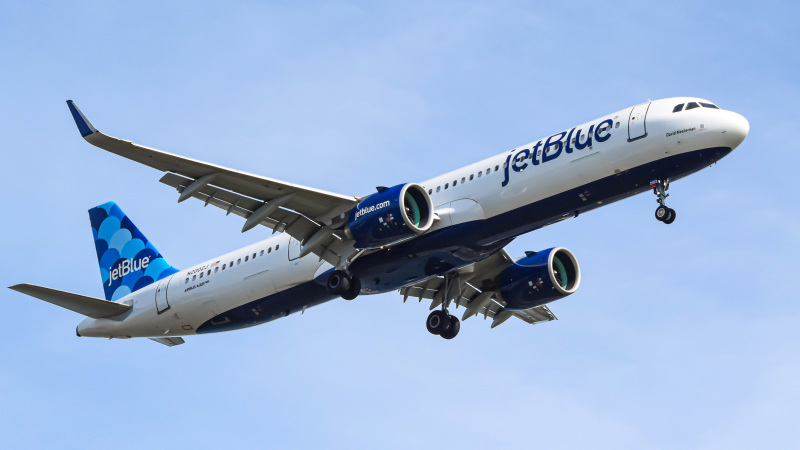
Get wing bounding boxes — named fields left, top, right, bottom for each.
left=67, top=101, right=359, bottom=267
left=398, top=250, right=558, bottom=328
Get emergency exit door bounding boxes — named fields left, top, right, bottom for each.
left=155, top=276, right=171, bottom=314
left=628, top=102, right=651, bottom=141
left=288, top=237, right=302, bottom=261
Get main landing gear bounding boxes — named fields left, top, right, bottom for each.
left=326, top=270, right=361, bottom=300
left=426, top=310, right=460, bottom=340
left=652, top=178, right=676, bottom=225
left=425, top=273, right=461, bottom=339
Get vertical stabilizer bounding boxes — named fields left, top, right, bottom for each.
left=89, top=202, right=178, bottom=300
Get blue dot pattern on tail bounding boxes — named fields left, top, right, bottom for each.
left=89, top=202, right=179, bottom=301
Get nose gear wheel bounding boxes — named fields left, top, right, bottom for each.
left=652, top=178, right=676, bottom=224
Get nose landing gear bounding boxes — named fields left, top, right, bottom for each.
left=652, top=179, right=676, bottom=224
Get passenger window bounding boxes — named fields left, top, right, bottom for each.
left=215, top=267, right=219, bottom=273
left=445, top=183, right=449, bottom=189
left=615, top=122, right=620, bottom=128
left=230, top=261, right=233, bottom=267
left=222, top=264, right=226, bottom=270
left=200, top=272, right=203, bottom=278
left=686, top=102, right=699, bottom=110
left=253, top=253, right=256, bottom=259
left=275, top=245, right=279, bottom=250
left=436, top=186, right=441, bottom=192
left=453, top=180, right=457, bottom=186
left=237, top=258, right=241, bottom=265
left=268, top=247, right=272, bottom=253
left=700, top=102, right=719, bottom=109
left=469, top=174, right=474, bottom=180
left=193, top=275, right=196, bottom=281
left=486, top=168, right=491, bottom=174
left=260, top=250, right=264, bottom=256
left=673, top=104, right=684, bottom=113
left=245, top=256, right=249, bottom=262
left=207, top=270, right=211, bottom=275
left=461, top=177, right=466, bottom=183
left=428, top=189, right=432, bottom=194
left=495, top=165, right=499, bottom=171
left=478, top=171, right=482, bottom=178
left=185, top=278, right=189, bottom=284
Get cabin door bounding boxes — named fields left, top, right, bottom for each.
left=628, top=102, right=651, bottom=141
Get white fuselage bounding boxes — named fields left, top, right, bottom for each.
left=77, top=97, right=749, bottom=339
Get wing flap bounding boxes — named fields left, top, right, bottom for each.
left=149, top=337, right=185, bottom=346
left=161, top=173, right=348, bottom=267
left=512, top=306, right=557, bottom=324
left=399, top=278, right=506, bottom=322
left=9, top=284, right=132, bottom=319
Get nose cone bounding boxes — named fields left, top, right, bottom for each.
left=723, top=111, right=749, bottom=149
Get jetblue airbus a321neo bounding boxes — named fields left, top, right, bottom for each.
left=9, top=98, right=748, bottom=345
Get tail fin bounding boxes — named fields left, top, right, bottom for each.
left=89, top=202, right=178, bottom=300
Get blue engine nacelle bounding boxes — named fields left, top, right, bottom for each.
left=345, top=183, right=435, bottom=249
left=498, top=247, right=581, bottom=310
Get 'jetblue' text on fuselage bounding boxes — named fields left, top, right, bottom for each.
left=502, top=119, right=613, bottom=187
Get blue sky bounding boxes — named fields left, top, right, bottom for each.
left=1, top=1, right=798, bottom=448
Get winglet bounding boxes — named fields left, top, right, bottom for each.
left=66, top=100, right=97, bottom=137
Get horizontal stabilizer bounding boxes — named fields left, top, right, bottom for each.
left=8, top=284, right=132, bottom=319
left=149, top=337, right=185, bottom=347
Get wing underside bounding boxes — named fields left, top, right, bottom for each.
left=398, top=250, right=558, bottom=329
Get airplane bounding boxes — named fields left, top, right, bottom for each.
left=8, top=98, right=749, bottom=346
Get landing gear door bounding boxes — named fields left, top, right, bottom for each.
left=155, top=276, right=171, bottom=314
left=628, top=102, right=651, bottom=141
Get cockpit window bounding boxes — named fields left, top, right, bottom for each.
left=700, top=102, right=719, bottom=109
left=672, top=103, right=684, bottom=113
left=685, top=102, right=700, bottom=110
